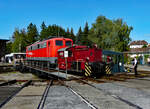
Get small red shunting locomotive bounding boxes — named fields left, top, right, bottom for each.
left=58, top=45, right=105, bottom=76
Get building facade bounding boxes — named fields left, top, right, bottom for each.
left=125, top=40, right=150, bottom=64
left=130, top=40, right=148, bottom=48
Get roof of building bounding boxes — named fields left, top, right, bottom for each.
left=130, top=40, right=148, bottom=45
left=0, top=39, right=9, bottom=41
left=124, top=47, right=150, bottom=54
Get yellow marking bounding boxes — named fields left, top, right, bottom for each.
left=85, top=72, right=88, bottom=76
left=85, top=66, right=92, bottom=73
left=105, top=66, right=111, bottom=74
left=106, top=65, right=109, bottom=68
left=88, top=66, right=92, bottom=70
left=84, top=62, right=93, bottom=76
left=106, top=71, right=110, bottom=74
left=85, top=64, right=89, bottom=68
left=106, top=71, right=111, bottom=74
left=106, top=69, right=110, bottom=72
left=85, top=69, right=91, bottom=75
left=85, top=62, right=88, bottom=65
left=85, top=64, right=92, bottom=70
left=85, top=71, right=90, bottom=76
left=106, top=68, right=110, bottom=71
left=85, top=62, right=92, bottom=69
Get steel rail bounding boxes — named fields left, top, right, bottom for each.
left=69, top=87, right=98, bottom=109
left=0, top=80, right=17, bottom=86
left=37, top=79, right=53, bottom=109
left=0, top=80, right=32, bottom=108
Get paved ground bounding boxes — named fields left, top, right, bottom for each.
left=66, top=81, right=135, bottom=109
left=92, top=78, right=150, bottom=109
left=0, top=72, right=40, bottom=81
left=0, top=71, right=46, bottom=109
left=0, top=86, right=20, bottom=108
left=44, top=85, right=91, bottom=109
left=2, top=86, right=46, bottom=109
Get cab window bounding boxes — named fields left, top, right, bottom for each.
left=66, top=41, right=72, bottom=46
left=56, top=40, right=63, bottom=46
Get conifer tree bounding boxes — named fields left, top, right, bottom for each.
left=76, top=26, right=82, bottom=45
left=26, top=23, right=39, bottom=44
left=70, top=27, right=75, bottom=42
left=66, top=28, right=70, bottom=38
left=40, top=22, right=49, bottom=40
left=82, top=22, right=91, bottom=46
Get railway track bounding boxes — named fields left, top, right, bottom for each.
left=37, top=77, right=97, bottom=109
left=0, top=80, right=32, bottom=108
left=0, top=80, right=17, bottom=86
left=68, top=77, right=144, bottom=109
left=18, top=64, right=150, bottom=109
left=37, top=79, right=54, bottom=109
left=31, top=69, right=150, bottom=109
left=49, top=73, right=150, bottom=109
left=58, top=79, right=98, bottom=109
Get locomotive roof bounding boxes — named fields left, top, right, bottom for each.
left=27, top=37, right=72, bottom=47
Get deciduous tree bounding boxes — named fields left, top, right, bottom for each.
left=88, top=15, right=133, bottom=52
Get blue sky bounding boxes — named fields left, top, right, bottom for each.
left=0, top=0, right=150, bottom=43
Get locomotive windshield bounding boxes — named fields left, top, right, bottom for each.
left=56, top=40, right=63, bottom=46
left=66, top=41, right=72, bottom=46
